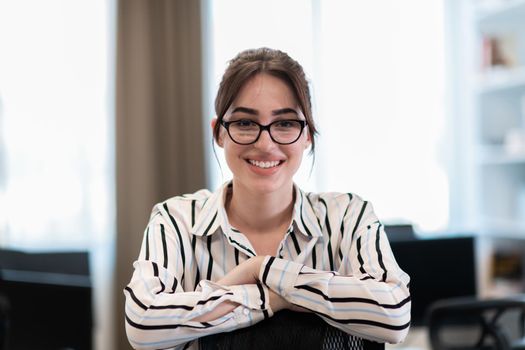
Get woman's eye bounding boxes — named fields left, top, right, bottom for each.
left=235, top=119, right=255, bottom=127
left=275, top=120, right=295, bottom=128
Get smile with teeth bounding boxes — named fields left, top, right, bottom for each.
left=248, top=159, right=282, bottom=169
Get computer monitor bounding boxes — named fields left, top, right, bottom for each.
left=0, top=249, right=92, bottom=350
left=390, top=236, right=477, bottom=326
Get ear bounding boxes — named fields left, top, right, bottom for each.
left=211, top=118, right=224, bottom=148
left=304, top=129, right=312, bottom=150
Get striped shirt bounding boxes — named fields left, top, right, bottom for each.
left=124, top=182, right=411, bottom=350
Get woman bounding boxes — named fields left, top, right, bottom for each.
left=124, top=48, right=411, bottom=350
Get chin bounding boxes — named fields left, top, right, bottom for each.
left=243, top=176, right=294, bottom=196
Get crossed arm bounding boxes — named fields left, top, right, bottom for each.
left=192, top=256, right=301, bottom=322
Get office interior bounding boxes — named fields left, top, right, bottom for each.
left=1, top=0, right=525, bottom=349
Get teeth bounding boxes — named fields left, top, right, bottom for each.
left=249, top=160, right=281, bottom=169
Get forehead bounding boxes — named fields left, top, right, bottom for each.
left=232, top=73, right=298, bottom=110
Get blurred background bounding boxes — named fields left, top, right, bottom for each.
left=0, top=0, right=524, bottom=349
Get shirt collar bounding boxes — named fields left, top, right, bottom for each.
left=292, top=184, right=324, bottom=238
left=190, top=181, right=323, bottom=238
left=190, top=182, right=230, bottom=237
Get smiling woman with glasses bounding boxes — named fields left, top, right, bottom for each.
left=124, top=48, right=411, bottom=350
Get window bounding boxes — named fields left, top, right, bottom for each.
left=207, top=0, right=448, bottom=232
left=0, top=0, right=114, bottom=248
left=0, top=1, right=115, bottom=348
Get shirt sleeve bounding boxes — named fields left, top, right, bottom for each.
left=258, top=200, right=411, bottom=344
left=124, top=205, right=273, bottom=350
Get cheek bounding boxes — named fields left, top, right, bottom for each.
left=223, top=142, right=244, bottom=163
left=285, top=144, right=307, bottom=164
left=294, top=136, right=311, bottom=154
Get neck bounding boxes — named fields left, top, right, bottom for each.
left=226, top=181, right=295, bottom=234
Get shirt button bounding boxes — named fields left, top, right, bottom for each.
left=243, top=308, right=250, bottom=315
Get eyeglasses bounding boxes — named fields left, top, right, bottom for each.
left=220, top=119, right=307, bottom=145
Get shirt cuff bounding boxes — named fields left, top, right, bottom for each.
left=258, top=256, right=303, bottom=297
left=231, top=304, right=271, bottom=328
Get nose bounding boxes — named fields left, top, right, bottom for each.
left=253, top=129, right=276, bottom=151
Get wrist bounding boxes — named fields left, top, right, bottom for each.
left=251, top=255, right=267, bottom=281
left=268, top=289, right=289, bottom=312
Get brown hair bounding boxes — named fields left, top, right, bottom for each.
left=213, top=47, right=318, bottom=154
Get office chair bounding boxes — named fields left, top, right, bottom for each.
left=427, top=295, right=525, bottom=350
left=200, top=310, right=384, bottom=350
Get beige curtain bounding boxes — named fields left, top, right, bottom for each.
left=114, top=1, right=206, bottom=349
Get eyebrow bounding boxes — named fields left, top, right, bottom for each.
left=231, top=107, right=298, bottom=116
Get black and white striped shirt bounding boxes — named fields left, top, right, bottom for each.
left=124, top=182, right=411, bottom=350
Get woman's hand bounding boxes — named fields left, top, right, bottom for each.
left=268, top=289, right=287, bottom=312
left=269, top=290, right=310, bottom=313
left=217, top=255, right=266, bottom=286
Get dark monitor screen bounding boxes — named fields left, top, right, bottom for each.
left=390, top=236, right=477, bottom=326
left=0, top=249, right=92, bottom=350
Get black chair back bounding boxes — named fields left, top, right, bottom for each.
left=200, top=310, right=384, bottom=350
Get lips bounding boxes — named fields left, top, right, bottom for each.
left=248, top=159, right=283, bottom=169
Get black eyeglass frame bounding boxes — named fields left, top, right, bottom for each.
left=220, top=119, right=307, bottom=145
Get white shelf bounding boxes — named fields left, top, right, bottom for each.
left=476, top=66, right=525, bottom=93
left=463, top=0, right=525, bottom=240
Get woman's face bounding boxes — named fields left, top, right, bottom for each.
left=217, top=73, right=310, bottom=197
